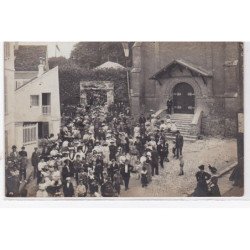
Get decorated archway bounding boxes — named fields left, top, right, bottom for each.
left=80, top=81, right=114, bottom=106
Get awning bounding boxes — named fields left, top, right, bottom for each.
left=149, top=59, right=213, bottom=82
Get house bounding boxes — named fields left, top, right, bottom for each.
left=4, top=42, right=61, bottom=157
left=130, top=42, right=243, bottom=138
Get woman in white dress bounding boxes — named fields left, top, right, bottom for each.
left=133, top=123, right=141, bottom=139
left=102, top=141, right=110, bottom=165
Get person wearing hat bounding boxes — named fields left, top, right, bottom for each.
left=63, top=177, right=74, bottom=197
left=31, top=147, right=40, bottom=179
left=192, top=165, right=211, bottom=197
left=62, top=159, right=75, bottom=181
left=133, top=123, right=141, bottom=139
left=151, top=146, right=159, bottom=176
left=75, top=180, right=87, bottom=197
left=139, top=113, right=146, bottom=125
left=113, top=168, right=123, bottom=196
left=101, top=177, right=115, bottom=197
left=108, top=159, right=119, bottom=183
left=134, top=136, right=143, bottom=157
left=102, top=141, right=110, bottom=165
left=9, top=145, right=19, bottom=163
left=19, top=146, right=28, bottom=158
left=175, top=130, right=183, bottom=159
left=6, top=165, right=20, bottom=197
left=157, top=140, right=168, bottom=168
left=19, top=146, right=28, bottom=184
left=167, top=98, right=173, bottom=114
left=120, top=159, right=133, bottom=191
left=109, top=140, right=117, bottom=161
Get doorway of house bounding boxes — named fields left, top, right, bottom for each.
left=38, top=122, right=49, bottom=139
left=173, top=82, right=195, bottom=114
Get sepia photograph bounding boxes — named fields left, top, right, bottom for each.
left=4, top=42, right=244, bottom=198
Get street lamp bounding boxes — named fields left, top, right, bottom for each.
left=122, top=42, right=130, bottom=108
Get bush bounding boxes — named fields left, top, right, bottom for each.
left=59, top=64, right=128, bottom=106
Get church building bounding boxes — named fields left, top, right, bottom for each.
left=130, top=42, right=243, bottom=137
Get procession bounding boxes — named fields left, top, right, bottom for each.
left=4, top=42, right=243, bottom=198
left=6, top=98, right=222, bottom=198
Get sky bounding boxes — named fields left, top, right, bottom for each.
left=17, top=42, right=77, bottom=59
left=47, top=42, right=76, bottom=58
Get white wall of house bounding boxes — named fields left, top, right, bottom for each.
left=4, top=42, right=16, bottom=156
left=4, top=44, right=61, bottom=158
left=13, top=66, right=61, bottom=156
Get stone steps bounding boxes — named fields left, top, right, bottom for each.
left=154, top=110, right=198, bottom=141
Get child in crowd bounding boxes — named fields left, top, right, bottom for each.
left=179, top=155, right=184, bottom=176
left=141, top=166, right=148, bottom=187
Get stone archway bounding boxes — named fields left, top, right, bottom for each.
left=160, top=76, right=207, bottom=112
left=172, top=82, right=195, bottom=114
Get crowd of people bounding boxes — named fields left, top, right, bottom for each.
left=5, top=99, right=221, bottom=198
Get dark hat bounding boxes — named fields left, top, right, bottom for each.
left=176, top=130, right=180, bottom=134
left=12, top=145, right=17, bottom=149
left=198, top=165, right=205, bottom=170
left=21, top=146, right=25, bottom=149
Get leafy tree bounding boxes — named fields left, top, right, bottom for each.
left=48, top=56, right=74, bottom=69
left=70, top=42, right=133, bottom=69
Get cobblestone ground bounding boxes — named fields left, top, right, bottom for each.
left=25, top=138, right=238, bottom=197
left=120, top=138, right=237, bottom=197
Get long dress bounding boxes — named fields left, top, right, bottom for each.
left=192, top=171, right=211, bottom=197
left=144, top=161, right=152, bottom=182
left=102, top=146, right=110, bottom=165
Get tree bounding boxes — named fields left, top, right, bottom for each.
left=48, top=56, right=74, bottom=69
left=70, top=42, right=101, bottom=69
left=70, top=42, right=133, bottom=69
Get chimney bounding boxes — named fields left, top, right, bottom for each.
left=38, top=57, right=45, bottom=77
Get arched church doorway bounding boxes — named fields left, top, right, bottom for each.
left=173, top=82, right=195, bottom=114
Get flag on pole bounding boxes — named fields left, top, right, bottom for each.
left=56, top=44, right=60, bottom=52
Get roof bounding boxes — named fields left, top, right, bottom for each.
left=94, top=61, right=126, bottom=70
left=15, top=66, right=58, bottom=91
left=150, top=59, right=213, bottom=80
left=15, top=45, right=47, bottom=71
left=15, top=71, right=38, bottom=80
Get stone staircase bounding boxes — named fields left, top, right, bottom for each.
left=155, top=110, right=198, bottom=142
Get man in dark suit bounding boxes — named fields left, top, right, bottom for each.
left=63, top=177, right=74, bottom=197
left=31, top=147, right=39, bottom=179
left=62, top=159, right=75, bottom=180
left=167, top=99, right=173, bottom=114
left=157, top=140, right=167, bottom=168
left=139, top=113, right=146, bottom=125
left=19, top=146, right=28, bottom=183
left=19, top=146, right=28, bottom=157
left=175, top=130, right=184, bottom=159
left=108, top=159, right=119, bottom=183
left=151, top=147, right=159, bottom=175
left=120, top=159, right=133, bottom=191
left=109, top=140, right=117, bottom=161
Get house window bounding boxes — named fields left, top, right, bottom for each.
left=23, top=123, right=37, bottom=144
left=30, top=95, right=39, bottom=106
